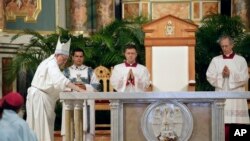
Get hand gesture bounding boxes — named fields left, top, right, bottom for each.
left=222, top=65, right=230, bottom=78
left=127, top=69, right=132, bottom=80
left=129, top=69, right=134, bottom=80
left=75, top=83, right=86, bottom=90
left=79, top=88, right=86, bottom=92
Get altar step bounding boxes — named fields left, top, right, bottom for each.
left=95, top=130, right=111, bottom=141
left=54, top=130, right=111, bottom=141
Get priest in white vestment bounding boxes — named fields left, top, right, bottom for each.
left=61, top=48, right=101, bottom=141
left=206, top=35, right=249, bottom=141
left=110, top=44, right=150, bottom=92
left=26, top=38, right=86, bottom=141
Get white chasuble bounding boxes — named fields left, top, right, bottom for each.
left=26, top=54, right=70, bottom=141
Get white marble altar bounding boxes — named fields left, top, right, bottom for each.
left=60, top=92, right=250, bottom=141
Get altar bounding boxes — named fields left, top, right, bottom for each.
left=60, top=92, right=250, bottom=141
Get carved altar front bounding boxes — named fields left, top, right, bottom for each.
left=60, top=92, right=250, bottom=141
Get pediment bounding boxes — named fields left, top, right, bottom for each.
left=143, top=15, right=198, bottom=38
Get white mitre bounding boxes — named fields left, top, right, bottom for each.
left=55, top=37, right=71, bottom=56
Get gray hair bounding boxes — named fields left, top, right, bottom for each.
left=217, top=35, right=234, bottom=45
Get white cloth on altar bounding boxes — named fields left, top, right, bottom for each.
left=110, top=63, right=150, bottom=92
left=206, top=54, right=250, bottom=124
left=61, top=64, right=100, bottom=141
left=26, top=54, right=70, bottom=141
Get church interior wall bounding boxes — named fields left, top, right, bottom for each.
left=0, top=51, right=17, bottom=98
left=4, top=0, right=56, bottom=32
left=0, top=34, right=32, bottom=98
left=0, top=1, right=249, bottom=141
left=0, top=1, right=249, bottom=32
left=0, top=0, right=249, bottom=94
left=122, top=0, right=221, bottom=25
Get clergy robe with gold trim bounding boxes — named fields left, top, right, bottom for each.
left=61, top=65, right=100, bottom=141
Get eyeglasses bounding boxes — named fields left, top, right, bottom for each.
left=61, top=55, right=69, bottom=61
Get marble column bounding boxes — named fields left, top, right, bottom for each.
left=96, top=0, right=114, bottom=30
left=65, top=101, right=74, bottom=141
left=0, top=0, right=4, bottom=31
left=74, top=101, right=83, bottom=141
left=232, top=0, right=250, bottom=29
left=57, top=0, right=67, bottom=29
left=110, top=100, right=122, bottom=141
left=70, top=0, right=87, bottom=33
left=212, top=100, right=225, bottom=141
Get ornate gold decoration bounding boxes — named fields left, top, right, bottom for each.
left=94, top=65, right=113, bottom=92
left=3, top=29, right=54, bottom=34
left=94, top=65, right=111, bottom=80
left=5, top=0, right=42, bottom=23
left=165, top=20, right=175, bottom=35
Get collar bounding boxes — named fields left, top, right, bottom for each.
left=124, top=61, right=137, bottom=67
left=71, top=65, right=87, bottom=70
left=3, top=109, right=18, bottom=119
left=223, top=52, right=235, bottom=59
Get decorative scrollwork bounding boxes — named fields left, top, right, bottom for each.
left=5, top=0, right=42, bottom=23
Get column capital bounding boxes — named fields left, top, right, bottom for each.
left=74, top=100, right=84, bottom=110
left=65, top=100, right=74, bottom=110
left=109, top=100, right=120, bottom=108
left=214, top=100, right=226, bottom=107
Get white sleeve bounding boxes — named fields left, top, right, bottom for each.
left=47, top=61, right=70, bottom=91
left=110, top=66, right=127, bottom=92
left=136, top=67, right=150, bottom=91
left=228, top=58, right=249, bottom=89
left=206, top=58, right=224, bottom=89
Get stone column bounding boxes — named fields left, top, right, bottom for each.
left=232, top=0, right=250, bottom=29
left=57, top=0, right=66, bottom=29
left=110, top=100, right=121, bottom=141
left=65, top=101, right=74, bottom=141
left=0, top=0, right=4, bottom=31
left=212, top=100, right=225, bottom=141
left=74, top=101, right=83, bottom=141
left=70, top=0, right=87, bottom=33
left=96, top=0, right=114, bottom=30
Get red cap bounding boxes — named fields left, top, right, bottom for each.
left=3, top=92, right=24, bottom=108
